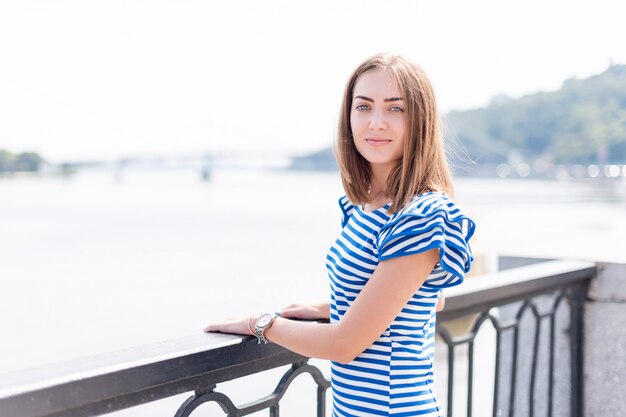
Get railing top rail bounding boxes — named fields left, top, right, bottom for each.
left=0, top=259, right=597, bottom=417
left=0, top=333, right=238, bottom=396
left=440, top=259, right=596, bottom=320
left=0, top=333, right=305, bottom=417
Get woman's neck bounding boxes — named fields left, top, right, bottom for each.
left=369, top=164, right=392, bottom=200
left=364, top=167, right=391, bottom=211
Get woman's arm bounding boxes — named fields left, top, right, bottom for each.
left=204, top=248, right=438, bottom=364
left=436, top=293, right=445, bottom=312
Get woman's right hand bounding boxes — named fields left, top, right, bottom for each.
left=279, top=302, right=330, bottom=320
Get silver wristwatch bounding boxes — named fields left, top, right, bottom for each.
left=254, top=313, right=277, bottom=344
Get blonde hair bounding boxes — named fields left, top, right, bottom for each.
left=335, top=53, right=453, bottom=214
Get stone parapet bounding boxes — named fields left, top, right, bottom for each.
left=584, top=262, right=626, bottom=417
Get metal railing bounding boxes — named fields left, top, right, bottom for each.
left=0, top=259, right=596, bottom=417
left=436, top=258, right=595, bottom=417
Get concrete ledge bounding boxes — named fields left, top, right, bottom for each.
left=588, top=262, right=626, bottom=300
left=584, top=303, right=626, bottom=417
left=584, top=262, right=626, bottom=417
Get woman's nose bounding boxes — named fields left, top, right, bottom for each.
left=368, top=111, right=387, bottom=130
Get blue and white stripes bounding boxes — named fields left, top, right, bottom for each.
left=327, top=192, right=474, bottom=416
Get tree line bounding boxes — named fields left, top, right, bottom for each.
left=0, top=150, right=44, bottom=172
left=445, top=64, right=626, bottom=165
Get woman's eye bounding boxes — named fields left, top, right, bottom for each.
left=390, top=106, right=404, bottom=112
left=355, top=104, right=369, bottom=111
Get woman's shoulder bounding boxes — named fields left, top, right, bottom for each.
left=338, top=195, right=356, bottom=226
left=338, top=194, right=352, bottom=208
left=338, top=195, right=354, bottom=213
left=381, top=191, right=475, bottom=240
left=399, top=191, right=466, bottom=220
left=377, top=191, right=476, bottom=278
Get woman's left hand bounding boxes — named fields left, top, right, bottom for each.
left=203, top=316, right=253, bottom=336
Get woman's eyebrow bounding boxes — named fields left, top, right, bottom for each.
left=354, top=95, right=374, bottom=102
left=354, top=95, right=404, bottom=102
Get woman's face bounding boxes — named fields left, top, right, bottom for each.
left=350, top=69, right=406, bottom=173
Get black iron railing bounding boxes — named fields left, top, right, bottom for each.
left=436, top=258, right=594, bottom=417
left=0, top=259, right=596, bottom=417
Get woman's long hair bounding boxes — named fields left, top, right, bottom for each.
left=335, top=53, right=453, bottom=214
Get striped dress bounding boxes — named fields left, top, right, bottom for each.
left=326, top=192, right=475, bottom=417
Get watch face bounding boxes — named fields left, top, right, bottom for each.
left=257, top=314, right=272, bottom=327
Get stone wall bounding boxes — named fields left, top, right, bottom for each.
left=584, top=262, right=626, bottom=417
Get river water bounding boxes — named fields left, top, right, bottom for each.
left=1, top=168, right=624, bottom=415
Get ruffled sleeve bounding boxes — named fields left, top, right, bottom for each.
left=338, top=195, right=356, bottom=228
left=376, top=192, right=475, bottom=288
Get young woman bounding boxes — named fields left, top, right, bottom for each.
left=204, top=53, right=475, bottom=417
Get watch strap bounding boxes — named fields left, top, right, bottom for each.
left=254, top=313, right=276, bottom=344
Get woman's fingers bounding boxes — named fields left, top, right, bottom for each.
left=279, top=304, right=302, bottom=318
left=203, top=317, right=250, bottom=335
left=280, top=304, right=321, bottom=320
left=203, top=322, right=228, bottom=332
left=281, top=306, right=310, bottom=317
left=204, top=322, right=227, bottom=333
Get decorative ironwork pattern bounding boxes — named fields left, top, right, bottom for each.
left=436, top=281, right=589, bottom=417
left=174, top=361, right=330, bottom=417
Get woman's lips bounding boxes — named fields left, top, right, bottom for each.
left=365, top=138, right=392, bottom=147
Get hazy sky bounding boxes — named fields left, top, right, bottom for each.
left=1, top=0, right=625, bottom=162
